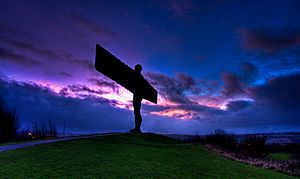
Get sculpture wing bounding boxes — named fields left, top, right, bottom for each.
left=95, top=44, right=157, bottom=104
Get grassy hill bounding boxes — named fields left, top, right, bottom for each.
left=0, top=133, right=295, bottom=178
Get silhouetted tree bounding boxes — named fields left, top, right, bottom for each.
left=32, top=119, right=57, bottom=138
left=242, top=135, right=267, bottom=157
left=205, top=129, right=237, bottom=151
left=47, top=119, right=57, bottom=137
left=0, top=96, right=20, bottom=142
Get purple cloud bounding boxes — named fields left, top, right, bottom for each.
left=249, top=74, right=300, bottom=109
left=220, top=62, right=259, bottom=97
left=145, top=72, right=199, bottom=104
left=238, top=28, right=300, bottom=54
left=1, top=75, right=299, bottom=134
left=59, top=71, right=73, bottom=78
left=216, top=74, right=300, bottom=132
left=0, top=47, right=40, bottom=66
left=44, top=71, right=73, bottom=78
left=0, top=35, right=93, bottom=71
left=0, top=35, right=59, bottom=59
left=88, top=78, right=119, bottom=93
left=0, top=78, right=130, bottom=132
left=226, top=100, right=252, bottom=112
left=221, top=72, right=244, bottom=96
left=59, top=84, right=106, bottom=98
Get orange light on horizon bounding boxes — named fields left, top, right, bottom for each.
left=151, top=108, right=197, bottom=120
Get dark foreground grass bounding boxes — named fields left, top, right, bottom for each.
left=0, top=133, right=295, bottom=178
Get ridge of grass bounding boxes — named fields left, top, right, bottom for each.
left=0, top=133, right=295, bottom=178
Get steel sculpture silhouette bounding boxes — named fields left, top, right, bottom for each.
left=95, top=44, right=157, bottom=133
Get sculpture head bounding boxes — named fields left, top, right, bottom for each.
left=134, top=64, right=142, bottom=73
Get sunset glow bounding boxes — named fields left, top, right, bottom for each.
left=1, top=0, right=299, bottom=134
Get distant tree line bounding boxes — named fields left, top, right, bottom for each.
left=0, top=96, right=58, bottom=144
left=186, top=129, right=268, bottom=157
left=186, top=129, right=300, bottom=161
left=32, top=119, right=57, bottom=138
left=0, top=96, right=19, bottom=143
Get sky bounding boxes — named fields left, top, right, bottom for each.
left=0, top=0, right=300, bottom=134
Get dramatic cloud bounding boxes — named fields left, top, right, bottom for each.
left=0, top=78, right=131, bottom=133
left=143, top=72, right=227, bottom=120
left=1, top=1, right=300, bottom=134
left=1, top=75, right=300, bottom=134
left=59, top=71, right=73, bottom=78
left=216, top=74, right=300, bottom=131
left=218, top=74, right=300, bottom=132
left=176, top=73, right=200, bottom=94
left=59, top=51, right=93, bottom=70
left=0, top=47, right=40, bottom=66
left=221, top=72, right=244, bottom=96
left=0, top=78, right=215, bottom=134
left=226, top=100, right=252, bottom=112
left=239, top=62, right=258, bottom=84
left=146, top=72, right=200, bottom=104
left=0, top=35, right=59, bottom=59
left=238, top=28, right=300, bottom=54
left=44, top=71, right=73, bottom=78
left=0, top=35, right=93, bottom=70
left=221, top=62, right=259, bottom=97
left=59, top=84, right=106, bottom=98
left=204, top=75, right=300, bottom=132
left=146, top=72, right=188, bottom=103
left=249, top=74, right=300, bottom=109
left=88, top=78, right=119, bottom=93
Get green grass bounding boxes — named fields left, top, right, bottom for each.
left=268, top=153, right=294, bottom=161
left=0, top=133, right=295, bottom=178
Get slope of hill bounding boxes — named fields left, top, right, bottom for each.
left=0, top=133, right=294, bottom=178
